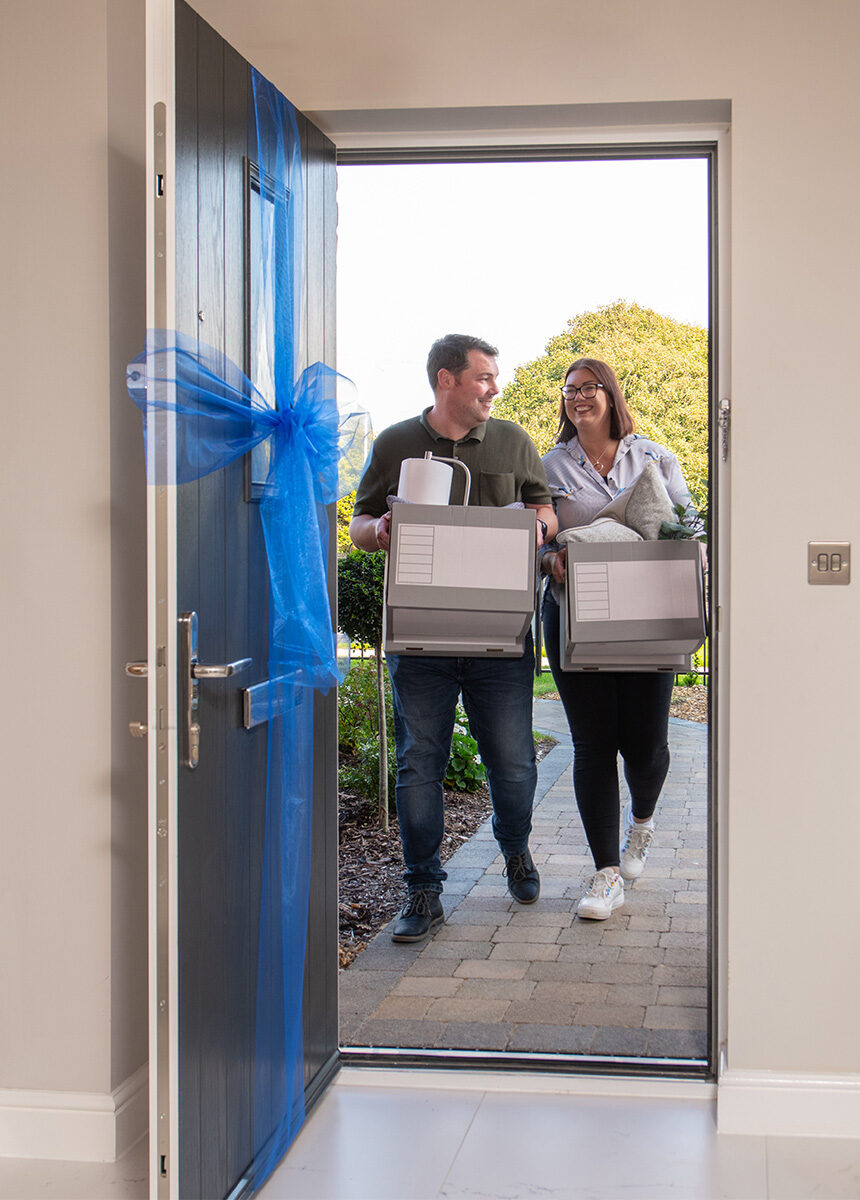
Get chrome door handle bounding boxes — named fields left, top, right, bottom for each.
left=192, top=658, right=252, bottom=679
left=179, top=612, right=251, bottom=769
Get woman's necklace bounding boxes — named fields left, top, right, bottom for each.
left=583, top=439, right=615, bottom=475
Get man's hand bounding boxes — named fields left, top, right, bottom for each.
left=349, top=511, right=391, bottom=552
left=527, top=503, right=557, bottom=547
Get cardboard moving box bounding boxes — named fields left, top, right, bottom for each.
left=384, top=503, right=537, bottom=657
left=561, top=540, right=706, bottom=672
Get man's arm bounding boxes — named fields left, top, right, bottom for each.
left=525, top=502, right=557, bottom=547
left=349, top=511, right=391, bottom=552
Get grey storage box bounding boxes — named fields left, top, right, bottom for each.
left=384, top=503, right=537, bottom=657
left=561, top=540, right=706, bottom=672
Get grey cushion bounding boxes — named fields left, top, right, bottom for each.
left=558, top=517, right=642, bottom=545
left=593, top=459, right=675, bottom=540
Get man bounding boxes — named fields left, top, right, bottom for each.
left=350, top=334, right=557, bottom=942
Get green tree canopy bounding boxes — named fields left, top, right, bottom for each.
left=493, top=301, right=708, bottom=508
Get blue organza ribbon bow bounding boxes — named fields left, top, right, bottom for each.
left=127, top=331, right=366, bottom=688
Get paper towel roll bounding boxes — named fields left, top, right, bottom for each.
left=397, top=456, right=453, bottom=505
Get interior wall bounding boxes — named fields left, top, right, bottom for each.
left=192, top=0, right=860, bottom=1079
left=0, top=0, right=148, bottom=1098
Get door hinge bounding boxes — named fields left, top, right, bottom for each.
left=718, top=398, right=730, bottom=461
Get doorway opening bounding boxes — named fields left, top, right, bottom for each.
left=335, top=144, right=718, bottom=1079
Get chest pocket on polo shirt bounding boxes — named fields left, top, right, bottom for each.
left=478, top=472, right=517, bottom=506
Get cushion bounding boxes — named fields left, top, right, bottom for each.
left=557, top=518, right=643, bottom=545
left=593, top=459, right=675, bottom=540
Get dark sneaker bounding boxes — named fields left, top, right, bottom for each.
left=391, top=890, right=444, bottom=943
left=504, top=849, right=540, bottom=904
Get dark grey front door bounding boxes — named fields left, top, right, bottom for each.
left=146, top=4, right=338, bottom=1197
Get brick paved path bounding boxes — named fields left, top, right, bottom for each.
left=340, top=699, right=708, bottom=1061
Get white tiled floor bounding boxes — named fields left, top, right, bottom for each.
left=2, top=1074, right=859, bottom=1200
left=260, top=1073, right=860, bottom=1200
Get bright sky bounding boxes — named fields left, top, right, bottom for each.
left=336, top=158, right=709, bottom=435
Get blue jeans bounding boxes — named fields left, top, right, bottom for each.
left=386, top=637, right=537, bottom=893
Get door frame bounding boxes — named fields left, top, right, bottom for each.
left=330, top=113, right=731, bottom=1082
left=145, top=5, right=178, bottom=1196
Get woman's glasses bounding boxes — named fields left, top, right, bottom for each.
left=561, top=382, right=604, bottom=400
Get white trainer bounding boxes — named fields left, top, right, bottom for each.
left=620, top=802, right=654, bottom=881
left=577, top=868, right=624, bottom=920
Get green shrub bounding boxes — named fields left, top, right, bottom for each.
left=338, top=668, right=486, bottom=800
left=444, top=707, right=486, bottom=792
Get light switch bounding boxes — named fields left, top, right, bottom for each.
left=808, top=542, right=851, bottom=585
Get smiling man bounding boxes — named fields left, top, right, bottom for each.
left=350, top=333, right=557, bottom=942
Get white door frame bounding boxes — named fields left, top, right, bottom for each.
left=323, top=102, right=732, bottom=1083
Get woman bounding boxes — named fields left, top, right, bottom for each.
left=541, top=357, right=691, bottom=920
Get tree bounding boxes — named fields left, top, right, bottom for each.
left=336, top=489, right=356, bottom=556
left=493, top=300, right=709, bottom=509
left=337, top=549, right=390, bottom=829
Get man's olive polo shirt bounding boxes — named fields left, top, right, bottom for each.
left=352, top=408, right=551, bottom=516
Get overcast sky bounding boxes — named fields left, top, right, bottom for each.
left=336, top=157, right=709, bottom=435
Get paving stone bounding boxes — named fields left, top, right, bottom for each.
left=656, top=985, right=708, bottom=1007
left=557, top=943, right=621, bottom=964
left=403, top=958, right=459, bottom=977
left=391, top=976, right=462, bottom=998
left=504, top=998, right=576, bottom=1025
left=447, top=908, right=513, bottom=926
left=588, top=960, right=653, bottom=985
left=575, top=1003, right=646, bottom=1028
left=420, top=940, right=493, bottom=960
left=651, top=964, right=708, bottom=987
left=672, top=891, right=707, bottom=905
left=603, top=983, right=659, bottom=1007
left=659, top=931, right=706, bottom=949
left=669, top=915, right=707, bottom=933
left=354, top=1018, right=444, bottom=1048
left=590, top=1027, right=651, bottom=1056
left=488, top=941, right=560, bottom=961
left=645, top=1004, right=708, bottom=1030
left=662, top=947, right=707, bottom=967
left=627, top=914, right=671, bottom=932
left=456, top=978, right=536, bottom=1002
left=353, top=943, right=421, bottom=969
left=425, top=996, right=510, bottom=1023
left=435, top=923, right=500, bottom=942
left=527, top=959, right=592, bottom=983
left=647, top=1028, right=707, bottom=1059
left=372, top=995, right=434, bottom=1020
left=616, top=946, right=666, bottom=966
left=492, top=925, right=562, bottom=943
left=507, top=1024, right=597, bottom=1054
left=454, top=958, right=528, bottom=980
left=436, top=1022, right=512, bottom=1051
left=508, top=910, right=575, bottom=928
left=530, top=981, right=609, bottom=1005
left=600, top=929, right=661, bottom=947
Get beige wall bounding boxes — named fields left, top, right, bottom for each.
left=194, top=0, right=860, bottom=1077
left=0, top=0, right=148, bottom=1096
left=1, top=0, right=857, bottom=1133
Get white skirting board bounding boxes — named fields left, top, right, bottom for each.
left=717, top=1065, right=860, bottom=1138
left=0, top=1064, right=147, bottom=1162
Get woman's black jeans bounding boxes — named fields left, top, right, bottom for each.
left=542, top=590, right=675, bottom=870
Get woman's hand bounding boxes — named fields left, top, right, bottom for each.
left=542, top=545, right=567, bottom=582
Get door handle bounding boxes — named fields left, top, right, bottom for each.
left=179, top=612, right=251, bottom=769
left=193, top=658, right=252, bottom=679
